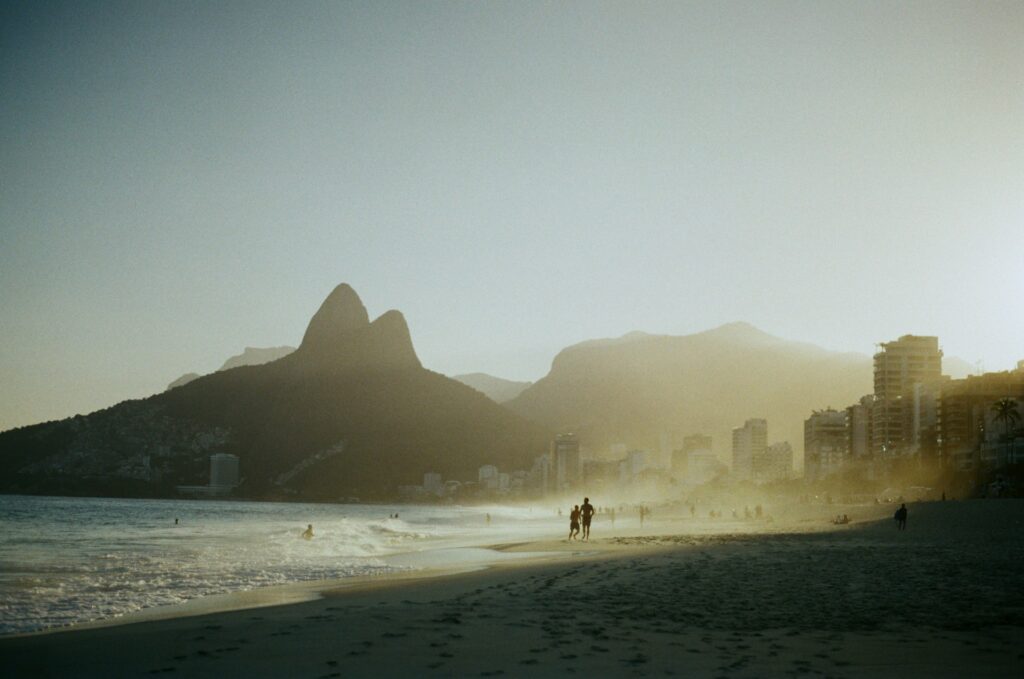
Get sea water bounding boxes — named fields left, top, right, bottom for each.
left=0, top=495, right=554, bottom=635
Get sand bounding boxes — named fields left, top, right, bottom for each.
left=3, top=500, right=1023, bottom=678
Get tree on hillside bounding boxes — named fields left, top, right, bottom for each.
left=991, top=398, right=1021, bottom=439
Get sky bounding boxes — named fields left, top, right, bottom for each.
left=1, top=1, right=1022, bottom=431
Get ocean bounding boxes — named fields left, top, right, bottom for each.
left=0, top=495, right=553, bottom=635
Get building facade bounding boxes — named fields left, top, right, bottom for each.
left=804, top=409, right=847, bottom=481
left=753, top=442, right=793, bottom=483
left=938, top=366, right=1024, bottom=470
left=732, top=419, right=767, bottom=481
left=871, top=335, right=943, bottom=458
left=209, top=453, right=239, bottom=488
left=552, top=433, right=581, bottom=491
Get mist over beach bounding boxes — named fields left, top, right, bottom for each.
left=2, top=1, right=1023, bottom=677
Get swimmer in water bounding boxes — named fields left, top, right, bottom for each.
left=302, top=524, right=314, bottom=540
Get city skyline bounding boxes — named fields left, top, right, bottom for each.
left=2, top=1, right=1022, bottom=430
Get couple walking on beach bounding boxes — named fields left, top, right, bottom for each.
left=568, top=497, right=595, bottom=541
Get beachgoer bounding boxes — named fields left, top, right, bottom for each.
left=895, top=503, right=908, bottom=531
left=174, top=518, right=179, bottom=525
left=580, top=497, right=595, bottom=540
left=302, top=524, right=314, bottom=540
left=486, top=513, right=491, bottom=526
left=610, top=508, right=616, bottom=526
left=569, top=505, right=581, bottom=541
left=690, top=504, right=695, bottom=518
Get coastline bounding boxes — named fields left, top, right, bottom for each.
left=3, top=500, right=1022, bottom=677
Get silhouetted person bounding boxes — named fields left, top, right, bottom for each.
left=755, top=504, right=763, bottom=519
left=610, top=508, right=616, bottom=526
left=569, top=505, right=581, bottom=541
left=302, top=524, right=314, bottom=540
left=895, top=504, right=908, bottom=531
left=580, top=497, right=595, bottom=540
left=174, top=518, right=179, bottom=525
left=690, top=504, right=695, bottom=518
left=485, top=513, right=491, bottom=526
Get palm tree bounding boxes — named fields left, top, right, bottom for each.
left=990, top=398, right=1021, bottom=440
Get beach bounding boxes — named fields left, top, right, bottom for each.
left=3, top=499, right=1023, bottom=677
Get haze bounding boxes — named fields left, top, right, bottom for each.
left=2, top=1, right=1022, bottom=431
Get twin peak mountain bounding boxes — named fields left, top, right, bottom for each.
left=0, top=284, right=550, bottom=499
left=0, top=283, right=879, bottom=500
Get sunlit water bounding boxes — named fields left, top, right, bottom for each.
left=0, top=495, right=554, bottom=635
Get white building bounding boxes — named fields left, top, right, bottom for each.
left=209, top=453, right=239, bottom=488
left=423, top=472, right=443, bottom=496
left=478, top=465, right=499, bottom=490
left=553, top=433, right=581, bottom=490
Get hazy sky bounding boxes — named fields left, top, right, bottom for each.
left=2, top=1, right=1022, bottom=431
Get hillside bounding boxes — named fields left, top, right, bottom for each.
left=452, top=373, right=532, bottom=403
left=0, top=284, right=552, bottom=500
left=166, top=346, right=296, bottom=391
left=504, top=323, right=873, bottom=465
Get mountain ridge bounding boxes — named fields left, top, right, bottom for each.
left=506, top=323, right=874, bottom=465
left=1, top=284, right=551, bottom=499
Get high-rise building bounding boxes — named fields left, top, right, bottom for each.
left=846, top=395, right=874, bottom=460
left=732, top=419, right=766, bottom=481
left=478, top=464, right=499, bottom=490
left=938, top=365, right=1024, bottom=470
left=872, top=335, right=943, bottom=458
left=804, top=409, right=847, bottom=481
left=687, top=449, right=722, bottom=485
left=753, top=442, right=793, bottom=482
left=209, top=453, right=239, bottom=488
left=552, top=433, right=581, bottom=490
left=423, top=472, right=443, bottom=496
left=672, top=434, right=713, bottom=480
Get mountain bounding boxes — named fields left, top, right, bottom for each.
left=504, top=322, right=873, bottom=465
left=167, top=373, right=202, bottom=390
left=452, top=373, right=532, bottom=403
left=219, top=346, right=295, bottom=371
left=0, top=284, right=552, bottom=500
left=166, top=346, right=296, bottom=390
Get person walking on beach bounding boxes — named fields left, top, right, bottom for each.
left=895, top=503, right=908, bottom=531
left=580, top=497, right=595, bottom=540
left=302, top=524, right=314, bottom=540
left=569, top=505, right=581, bottom=541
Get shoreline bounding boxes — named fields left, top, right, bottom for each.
left=4, top=500, right=1022, bottom=677
left=3, top=502, right=891, bottom=640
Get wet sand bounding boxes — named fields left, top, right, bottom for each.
left=3, top=500, right=1023, bottom=677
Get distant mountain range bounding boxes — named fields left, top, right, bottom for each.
left=505, top=322, right=875, bottom=464
left=0, top=282, right=980, bottom=498
left=167, top=346, right=296, bottom=390
left=451, top=373, right=532, bottom=403
left=0, top=285, right=551, bottom=499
